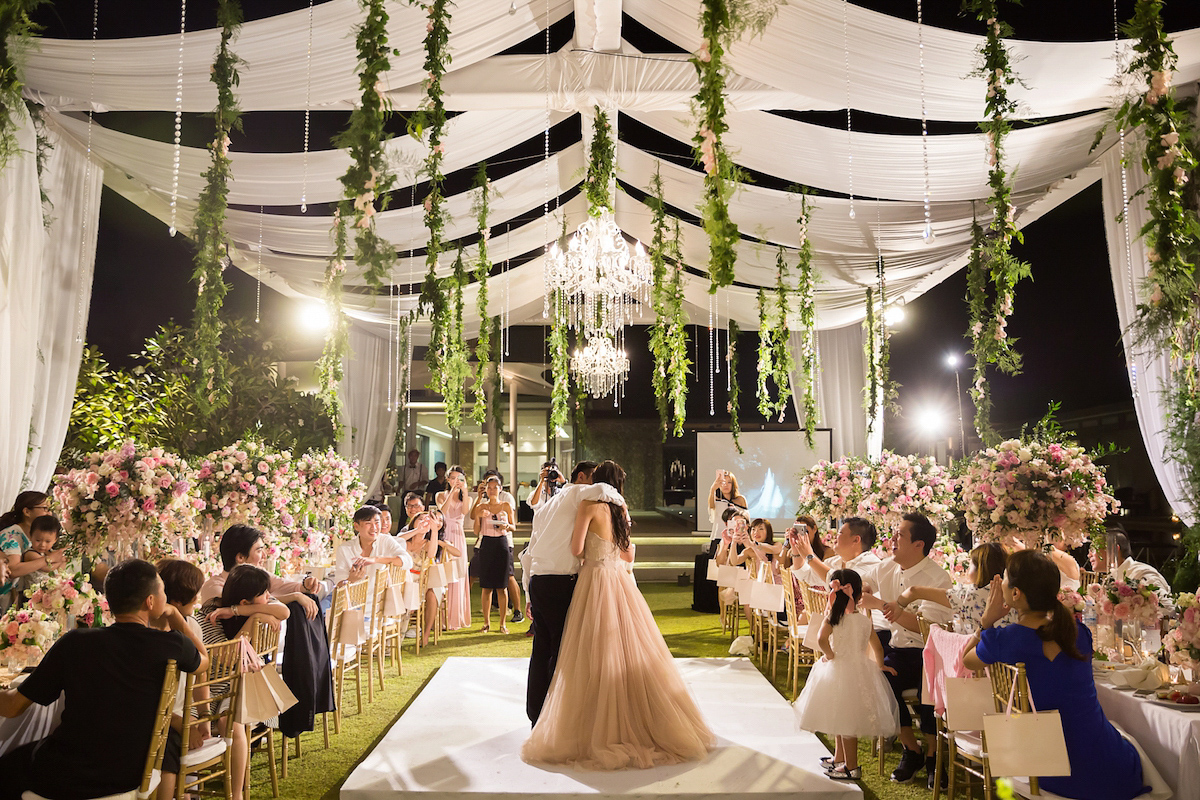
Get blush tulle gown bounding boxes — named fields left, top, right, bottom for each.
left=521, top=531, right=715, bottom=770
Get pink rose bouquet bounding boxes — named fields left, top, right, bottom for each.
left=0, top=608, right=61, bottom=664
left=857, top=451, right=957, bottom=537
left=24, top=573, right=112, bottom=628
left=194, top=440, right=298, bottom=534
left=1164, top=593, right=1200, bottom=672
left=932, top=534, right=972, bottom=582
left=797, top=456, right=870, bottom=524
left=1090, top=577, right=1162, bottom=627
left=1057, top=587, right=1086, bottom=615
left=295, top=449, right=365, bottom=536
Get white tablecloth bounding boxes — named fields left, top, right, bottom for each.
left=1096, top=679, right=1200, bottom=800
left=0, top=691, right=63, bottom=758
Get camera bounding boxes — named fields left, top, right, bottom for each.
left=541, top=457, right=564, bottom=497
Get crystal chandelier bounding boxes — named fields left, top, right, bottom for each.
left=570, top=334, right=630, bottom=399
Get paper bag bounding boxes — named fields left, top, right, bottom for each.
left=943, top=676, right=994, bottom=732
left=735, top=571, right=755, bottom=603
left=238, top=665, right=300, bottom=725
left=716, top=564, right=742, bottom=588
left=338, top=607, right=366, bottom=646
left=427, top=562, right=450, bottom=589
left=748, top=581, right=785, bottom=613
left=706, top=559, right=719, bottom=582
left=383, top=583, right=409, bottom=616
left=982, top=709, right=1071, bottom=777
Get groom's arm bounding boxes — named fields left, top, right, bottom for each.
left=578, top=482, right=626, bottom=506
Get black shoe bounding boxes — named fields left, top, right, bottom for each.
left=926, top=754, right=946, bottom=790
left=511, top=609, right=524, bottom=623
left=890, top=748, right=924, bottom=783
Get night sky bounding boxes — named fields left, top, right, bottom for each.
left=31, top=1, right=1200, bottom=446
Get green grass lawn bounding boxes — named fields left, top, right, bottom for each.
left=260, top=584, right=934, bottom=800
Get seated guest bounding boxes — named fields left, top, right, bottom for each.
left=18, top=515, right=64, bottom=596
left=858, top=513, right=953, bottom=788
left=897, top=542, right=1017, bottom=633
left=778, top=514, right=829, bottom=571
left=153, top=558, right=210, bottom=800
left=0, top=559, right=208, bottom=800
left=728, top=518, right=782, bottom=626
left=200, top=524, right=319, bottom=620
left=1109, top=527, right=1173, bottom=605
left=397, top=492, right=426, bottom=536
left=790, top=516, right=882, bottom=588
left=199, top=565, right=290, bottom=800
left=964, top=550, right=1147, bottom=800
left=334, top=505, right=412, bottom=585
left=376, top=502, right=394, bottom=536
left=0, top=491, right=64, bottom=613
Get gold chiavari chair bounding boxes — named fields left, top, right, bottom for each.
left=245, top=619, right=281, bottom=795
left=329, top=578, right=369, bottom=734
left=365, top=570, right=391, bottom=697
left=174, top=639, right=243, bottom=800
left=1080, top=569, right=1099, bottom=589
left=780, top=571, right=812, bottom=701
left=751, top=560, right=782, bottom=680
left=989, top=661, right=1039, bottom=797
left=379, top=563, right=409, bottom=675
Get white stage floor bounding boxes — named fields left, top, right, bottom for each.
left=342, top=657, right=860, bottom=800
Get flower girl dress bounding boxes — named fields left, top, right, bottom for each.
left=792, top=611, right=900, bottom=738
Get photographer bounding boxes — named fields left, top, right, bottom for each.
left=529, top=459, right=568, bottom=510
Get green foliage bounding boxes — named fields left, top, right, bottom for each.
left=584, top=107, right=616, bottom=214
left=646, top=168, right=691, bottom=439
left=548, top=289, right=571, bottom=432
left=189, top=0, right=244, bottom=412
left=440, top=248, right=471, bottom=430
left=0, top=0, right=42, bottom=172
left=756, top=248, right=795, bottom=421
left=64, top=320, right=335, bottom=465
left=26, top=101, right=52, bottom=223
left=316, top=206, right=352, bottom=423
left=471, top=166, right=494, bottom=428
left=728, top=319, right=743, bottom=454
left=863, top=277, right=900, bottom=436
left=692, top=0, right=742, bottom=293
left=794, top=198, right=819, bottom=447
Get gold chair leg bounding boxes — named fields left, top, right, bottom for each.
left=364, top=646, right=375, bottom=704
left=355, top=661, right=363, bottom=715
left=333, top=663, right=344, bottom=734
left=280, top=734, right=288, bottom=779
left=323, top=711, right=331, bottom=747
left=877, top=736, right=886, bottom=777
left=932, top=722, right=943, bottom=800
left=267, top=729, right=279, bottom=797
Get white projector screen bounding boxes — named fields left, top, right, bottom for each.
left=696, top=430, right=833, bottom=532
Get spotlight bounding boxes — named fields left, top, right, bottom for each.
left=297, top=303, right=330, bottom=334
left=945, top=353, right=960, bottom=368
left=915, top=407, right=944, bottom=437
left=883, top=304, right=906, bottom=327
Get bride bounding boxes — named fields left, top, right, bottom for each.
left=521, top=460, right=715, bottom=770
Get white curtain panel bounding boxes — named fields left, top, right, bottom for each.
left=788, top=323, right=872, bottom=461
left=22, top=125, right=102, bottom=491
left=339, top=326, right=400, bottom=501
left=1100, top=142, right=1197, bottom=526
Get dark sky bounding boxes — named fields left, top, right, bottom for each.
left=31, top=1, right=1200, bottom=441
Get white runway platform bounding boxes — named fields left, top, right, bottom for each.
left=342, top=657, right=860, bottom=800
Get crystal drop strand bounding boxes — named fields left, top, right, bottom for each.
left=504, top=222, right=511, bottom=360
left=715, top=288, right=722, bottom=375
left=300, top=0, right=313, bottom=213
left=255, top=206, right=263, bottom=323
left=725, top=289, right=731, bottom=392
left=1115, top=0, right=1138, bottom=398
left=74, top=0, right=100, bottom=344
left=406, top=185, right=415, bottom=424
left=917, top=0, right=933, bottom=241
left=386, top=285, right=393, bottom=412
left=169, top=0, right=187, bottom=237
left=540, top=0, right=551, bottom=324
left=708, top=292, right=715, bottom=416
left=843, top=0, right=855, bottom=220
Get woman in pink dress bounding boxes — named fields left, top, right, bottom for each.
left=436, top=465, right=473, bottom=629
left=521, top=460, right=715, bottom=770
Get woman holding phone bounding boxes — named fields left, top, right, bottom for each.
left=706, top=469, right=747, bottom=556
left=470, top=475, right=516, bottom=633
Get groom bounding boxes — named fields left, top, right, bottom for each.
left=522, top=460, right=625, bottom=724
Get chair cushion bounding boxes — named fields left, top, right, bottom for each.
left=953, top=731, right=984, bottom=758
left=181, top=736, right=232, bottom=767
left=22, top=770, right=160, bottom=800
left=900, top=688, right=920, bottom=702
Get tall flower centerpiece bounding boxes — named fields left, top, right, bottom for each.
left=960, top=439, right=1118, bottom=551
left=295, top=449, right=365, bottom=536
left=797, top=456, right=870, bottom=525
left=1164, top=593, right=1200, bottom=675
left=932, top=533, right=972, bottom=583
left=52, top=442, right=199, bottom=558
left=858, top=451, right=957, bottom=539
left=24, top=573, right=112, bottom=629
left=0, top=608, right=61, bottom=668
left=1091, top=577, right=1163, bottom=628
left=193, top=441, right=299, bottom=533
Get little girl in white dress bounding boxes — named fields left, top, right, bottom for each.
left=792, top=568, right=899, bottom=780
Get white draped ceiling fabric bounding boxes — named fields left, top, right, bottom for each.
left=11, top=0, right=1200, bottom=497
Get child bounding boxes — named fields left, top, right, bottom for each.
left=20, top=515, right=63, bottom=591
left=792, top=568, right=899, bottom=780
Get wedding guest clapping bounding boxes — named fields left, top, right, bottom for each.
left=897, top=543, right=1016, bottom=634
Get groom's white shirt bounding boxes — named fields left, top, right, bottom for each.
left=521, top=482, right=624, bottom=593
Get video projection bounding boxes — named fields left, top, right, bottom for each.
left=696, top=431, right=833, bottom=532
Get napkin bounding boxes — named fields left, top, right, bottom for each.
left=1107, top=659, right=1171, bottom=690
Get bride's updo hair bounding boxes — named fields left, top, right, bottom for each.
left=591, top=460, right=632, bottom=553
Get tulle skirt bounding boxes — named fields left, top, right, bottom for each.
left=521, top=560, right=715, bottom=770
left=792, top=653, right=900, bottom=738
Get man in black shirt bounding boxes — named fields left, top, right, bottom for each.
left=0, top=559, right=208, bottom=800
left=424, top=461, right=449, bottom=506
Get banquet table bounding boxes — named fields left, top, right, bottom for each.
left=1096, top=677, right=1200, bottom=800
left=0, top=672, right=63, bottom=759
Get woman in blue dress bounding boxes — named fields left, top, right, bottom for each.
left=963, top=549, right=1145, bottom=800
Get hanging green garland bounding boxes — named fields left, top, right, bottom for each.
left=728, top=319, right=743, bottom=454
left=471, top=165, right=494, bottom=428
left=317, top=208, right=351, bottom=421
left=0, top=1, right=41, bottom=171
left=585, top=107, right=616, bottom=213
left=190, top=0, right=244, bottom=410
left=1107, top=1, right=1200, bottom=524
left=440, top=247, right=471, bottom=430
left=962, top=0, right=1031, bottom=441
left=862, top=286, right=900, bottom=435
left=548, top=289, right=571, bottom=432
left=756, top=288, right=774, bottom=418
left=794, top=198, right=819, bottom=447
left=647, top=168, right=691, bottom=439
left=965, top=215, right=998, bottom=445
left=755, top=247, right=795, bottom=422
left=488, top=315, right=504, bottom=437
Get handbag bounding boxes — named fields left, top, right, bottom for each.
left=981, top=672, right=1071, bottom=777
left=943, top=676, right=995, bottom=732
left=383, top=582, right=409, bottom=616
left=748, top=581, right=785, bottom=613
left=337, top=607, right=367, bottom=646
left=705, top=558, right=719, bottom=582
left=716, top=564, right=742, bottom=589
left=427, top=561, right=450, bottom=589
left=735, top=570, right=755, bottom=603
left=235, top=639, right=300, bottom=725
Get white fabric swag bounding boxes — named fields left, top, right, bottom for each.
left=1100, top=143, right=1197, bottom=527
left=339, top=327, right=400, bottom=502
left=787, top=324, right=874, bottom=460
left=0, top=112, right=100, bottom=502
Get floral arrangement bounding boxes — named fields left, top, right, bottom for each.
left=932, top=533, right=972, bottom=583
left=1057, top=587, right=1086, bottom=615
left=963, top=0, right=1032, bottom=445
left=295, top=448, right=365, bottom=533
left=1089, top=577, right=1162, bottom=627
left=647, top=169, right=692, bottom=440
left=193, top=441, right=299, bottom=532
left=52, top=442, right=199, bottom=557
left=858, top=451, right=957, bottom=537
left=796, top=456, right=870, bottom=524
left=0, top=607, right=61, bottom=665
left=190, top=0, right=245, bottom=408
left=274, top=528, right=332, bottom=576
left=960, top=438, right=1118, bottom=550
left=24, top=573, right=111, bottom=628
left=1164, top=593, right=1200, bottom=672
left=180, top=550, right=224, bottom=581
left=793, top=197, right=819, bottom=447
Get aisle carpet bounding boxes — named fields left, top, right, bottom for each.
left=259, top=585, right=932, bottom=800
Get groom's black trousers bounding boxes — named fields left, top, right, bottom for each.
left=526, top=573, right=577, bottom=725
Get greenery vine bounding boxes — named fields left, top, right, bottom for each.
left=962, top=0, right=1031, bottom=442
left=189, top=0, right=244, bottom=411
left=692, top=0, right=741, bottom=293
left=794, top=198, right=819, bottom=446
left=471, top=165, right=494, bottom=429
left=965, top=215, right=998, bottom=444
left=316, top=208, right=351, bottom=421
left=0, top=1, right=41, bottom=172
left=647, top=168, right=691, bottom=439
left=756, top=289, right=774, bottom=418
left=440, top=247, right=470, bottom=430
left=728, top=319, right=743, bottom=454
left=756, top=248, right=795, bottom=422
left=585, top=107, right=616, bottom=213
left=548, top=290, right=571, bottom=432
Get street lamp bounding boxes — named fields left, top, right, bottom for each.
left=945, top=353, right=966, bottom=460
left=915, top=406, right=945, bottom=462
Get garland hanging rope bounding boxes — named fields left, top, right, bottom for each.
left=755, top=247, right=795, bottom=422
left=962, top=0, right=1032, bottom=445
left=794, top=197, right=819, bottom=447
left=471, top=164, right=494, bottom=429
left=647, top=167, right=692, bottom=440
left=1107, top=1, right=1200, bottom=533
left=189, top=0, right=243, bottom=411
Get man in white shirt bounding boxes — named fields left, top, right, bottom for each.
left=522, top=460, right=624, bottom=724
left=859, top=513, right=952, bottom=787
left=400, top=450, right=428, bottom=496
left=1110, top=530, right=1173, bottom=608
left=789, top=516, right=882, bottom=588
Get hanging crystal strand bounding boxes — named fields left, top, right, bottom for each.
left=169, top=0, right=187, bottom=236
left=724, top=288, right=731, bottom=391
left=917, top=0, right=933, bottom=241
left=540, top=0, right=552, bottom=327
left=1115, top=0, right=1138, bottom=398
left=503, top=222, right=511, bottom=360
left=74, top=0, right=101, bottom=344
left=386, top=285, right=393, bottom=412
left=300, top=0, right=313, bottom=212
left=843, top=0, right=855, bottom=220
left=709, top=292, right=715, bottom=416
left=255, top=206, right=263, bottom=323
left=715, top=288, right=722, bottom=375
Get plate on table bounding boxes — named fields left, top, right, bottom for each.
left=1151, top=694, right=1200, bottom=711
